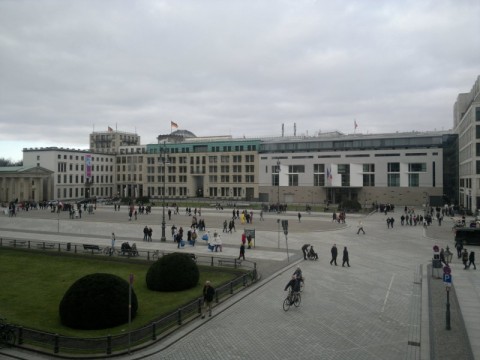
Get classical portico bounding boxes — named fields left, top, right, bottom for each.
left=0, top=166, right=53, bottom=203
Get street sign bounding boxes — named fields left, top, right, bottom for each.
left=443, top=273, right=452, bottom=287
left=443, top=266, right=451, bottom=275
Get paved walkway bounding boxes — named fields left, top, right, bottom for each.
left=0, top=206, right=479, bottom=359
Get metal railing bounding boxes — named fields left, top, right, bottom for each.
left=0, top=237, right=259, bottom=357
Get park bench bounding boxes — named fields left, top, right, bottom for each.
left=218, top=258, right=242, bottom=267
left=83, top=244, right=102, bottom=253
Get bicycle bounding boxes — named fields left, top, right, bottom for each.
left=0, top=318, right=16, bottom=347
left=103, top=246, right=117, bottom=256
left=283, top=290, right=301, bottom=311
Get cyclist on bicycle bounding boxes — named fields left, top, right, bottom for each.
left=293, top=266, right=304, bottom=285
left=284, top=275, right=301, bottom=304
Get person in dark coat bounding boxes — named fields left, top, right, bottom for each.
left=330, top=244, right=338, bottom=266
left=201, top=281, right=215, bottom=318
left=342, top=246, right=350, bottom=267
left=301, top=244, right=310, bottom=260
left=468, top=251, right=476, bottom=270
left=462, top=249, right=469, bottom=269
left=238, top=243, right=245, bottom=260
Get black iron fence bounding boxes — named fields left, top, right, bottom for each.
left=0, top=237, right=258, bottom=357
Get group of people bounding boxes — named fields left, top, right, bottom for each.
left=455, top=240, right=477, bottom=270
left=300, top=244, right=350, bottom=267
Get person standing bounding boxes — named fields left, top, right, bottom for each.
left=330, top=244, right=338, bottom=266
left=357, top=221, right=365, bottom=234
left=238, top=242, right=246, bottom=260
left=468, top=251, right=476, bottom=270
left=201, top=281, right=215, bottom=319
left=298, top=212, right=301, bottom=222
left=143, top=226, right=149, bottom=241
left=342, top=246, right=350, bottom=267
left=110, top=232, right=116, bottom=256
left=455, top=240, right=463, bottom=259
left=301, top=244, right=310, bottom=260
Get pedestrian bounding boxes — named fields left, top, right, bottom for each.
left=143, top=225, right=149, bottom=241
left=298, top=212, right=301, bottom=222
left=201, top=280, right=215, bottom=319
left=342, top=246, right=350, bottom=267
left=238, top=243, right=245, bottom=260
left=468, top=251, right=476, bottom=270
left=330, top=244, right=338, bottom=266
left=301, top=244, right=310, bottom=260
left=148, top=227, right=153, bottom=242
left=357, top=221, right=365, bottom=234
left=260, top=210, right=264, bottom=221
left=462, top=249, right=469, bottom=269
left=110, top=232, right=116, bottom=256
left=455, top=240, right=463, bottom=259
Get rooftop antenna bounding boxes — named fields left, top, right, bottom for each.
left=294, top=123, right=296, bottom=136
left=282, top=123, right=284, bottom=137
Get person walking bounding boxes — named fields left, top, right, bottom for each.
left=455, top=240, right=463, bottom=259
left=462, top=249, right=469, bottom=269
left=468, top=251, right=476, bottom=270
left=298, top=212, right=301, bottom=222
left=357, top=221, right=365, bottom=234
left=330, top=244, right=338, bottom=266
left=342, top=246, right=350, bottom=267
left=238, top=243, right=246, bottom=260
left=301, top=244, right=310, bottom=260
left=201, top=281, right=215, bottom=319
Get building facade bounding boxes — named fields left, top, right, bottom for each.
left=22, top=147, right=115, bottom=201
left=454, top=75, right=480, bottom=212
left=258, top=131, right=456, bottom=207
left=9, top=76, right=480, bottom=207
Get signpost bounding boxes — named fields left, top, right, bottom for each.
left=281, top=220, right=289, bottom=262
left=443, top=266, right=452, bottom=330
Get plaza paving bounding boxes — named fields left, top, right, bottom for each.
left=0, top=205, right=479, bottom=359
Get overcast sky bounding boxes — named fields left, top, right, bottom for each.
left=1, top=0, right=479, bottom=162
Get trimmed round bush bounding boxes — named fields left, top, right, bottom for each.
left=146, top=252, right=199, bottom=291
left=59, top=273, right=138, bottom=330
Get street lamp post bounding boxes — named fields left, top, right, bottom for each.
left=276, top=160, right=281, bottom=208
left=160, top=142, right=168, bottom=242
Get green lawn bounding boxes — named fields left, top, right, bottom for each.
left=0, top=248, right=237, bottom=337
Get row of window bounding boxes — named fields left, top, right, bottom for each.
left=274, top=173, right=422, bottom=187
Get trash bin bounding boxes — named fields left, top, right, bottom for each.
left=67, top=242, right=71, bottom=251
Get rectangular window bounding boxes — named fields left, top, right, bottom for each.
left=314, top=174, right=325, bottom=186
left=388, top=163, right=400, bottom=172
left=272, top=174, right=279, bottom=186
left=288, top=174, right=299, bottom=186
left=314, top=164, right=325, bottom=173
left=409, top=173, right=419, bottom=187
left=363, top=164, right=375, bottom=172
left=408, top=163, right=426, bottom=172
left=388, top=174, right=400, bottom=187
left=477, top=125, right=480, bottom=139
left=288, top=165, right=305, bottom=173
left=363, top=174, right=375, bottom=186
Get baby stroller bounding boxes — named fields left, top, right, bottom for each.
left=307, top=246, right=318, bottom=260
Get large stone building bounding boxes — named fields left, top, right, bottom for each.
left=5, top=75, right=480, bottom=209
left=454, top=75, right=480, bottom=211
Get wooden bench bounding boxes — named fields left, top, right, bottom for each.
left=83, top=244, right=102, bottom=253
left=218, top=258, right=241, bottom=267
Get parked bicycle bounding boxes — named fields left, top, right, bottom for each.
left=283, top=290, right=301, bottom=311
left=103, top=246, right=117, bottom=256
left=0, top=318, right=16, bottom=347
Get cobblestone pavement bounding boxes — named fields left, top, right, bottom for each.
left=1, top=207, right=479, bottom=359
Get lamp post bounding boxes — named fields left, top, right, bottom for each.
left=160, top=142, right=168, bottom=242
left=276, top=160, right=281, bottom=209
